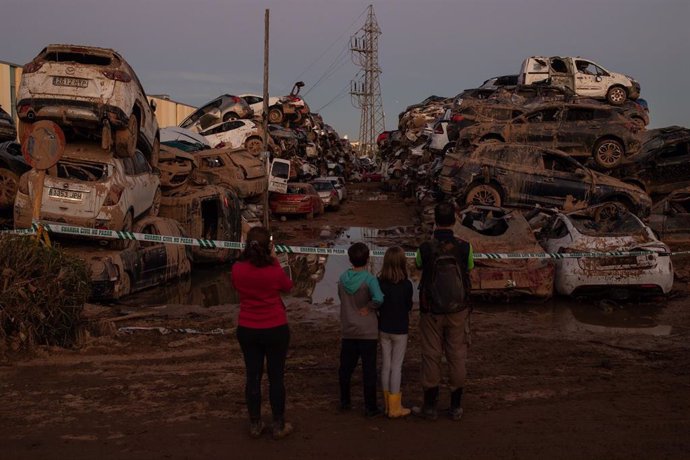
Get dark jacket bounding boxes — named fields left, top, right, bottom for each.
left=377, top=278, right=414, bottom=334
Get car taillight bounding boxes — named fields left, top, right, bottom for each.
left=18, top=174, right=29, bottom=195
left=18, top=103, right=31, bottom=117
left=23, top=61, right=43, bottom=73
left=451, top=114, right=464, bottom=123
left=377, top=132, right=389, bottom=143
left=433, top=124, right=444, bottom=134
left=231, top=96, right=241, bottom=103
left=104, top=184, right=124, bottom=206
left=102, top=70, right=132, bottom=82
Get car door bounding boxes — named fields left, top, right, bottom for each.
left=573, top=60, right=604, bottom=97
left=136, top=222, right=169, bottom=287
left=557, top=106, right=599, bottom=157
left=509, top=107, right=562, bottom=149
left=645, top=141, right=690, bottom=194
left=129, top=151, right=156, bottom=217
left=529, top=151, right=590, bottom=207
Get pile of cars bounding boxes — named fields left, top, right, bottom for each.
left=5, top=43, right=352, bottom=300
left=380, top=55, right=685, bottom=299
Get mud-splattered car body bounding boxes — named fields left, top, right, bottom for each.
left=539, top=205, right=673, bottom=297
left=194, top=147, right=267, bottom=200
left=179, top=94, right=253, bottom=133
left=269, top=183, right=324, bottom=219
left=613, top=126, right=690, bottom=195
left=199, top=119, right=264, bottom=153
left=17, top=44, right=159, bottom=156
left=159, top=185, right=242, bottom=264
left=453, top=205, right=554, bottom=298
left=66, top=217, right=192, bottom=300
left=0, top=106, right=17, bottom=142
left=0, top=142, right=31, bottom=210
left=158, top=144, right=199, bottom=190
left=457, top=102, right=643, bottom=169
left=649, top=186, right=690, bottom=246
left=439, top=143, right=651, bottom=217
left=14, top=143, right=160, bottom=231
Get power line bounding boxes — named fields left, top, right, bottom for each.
left=303, top=42, right=350, bottom=97
left=315, top=82, right=351, bottom=112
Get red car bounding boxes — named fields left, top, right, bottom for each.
left=269, top=182, right=324, bottom=219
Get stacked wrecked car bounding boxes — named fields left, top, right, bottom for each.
left=385, top=54, right=684, bottom=300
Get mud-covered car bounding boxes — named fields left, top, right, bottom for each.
left=238, top=94, right=280, bottom=117
left=0, top=106, right=17, bottom=142
left=267, top=82, right=309, bottom=124
left=0, top=142, right=31, bottom=210
left=158, top=144, right=199, bottom=190
left=457, top=102, right=643, bottom=169
left=440, top=143, right=651, bottom=217
left=311, top=178, right=341, bottom=211
left=453, top=205, right=554, bottom=298
left=199, top=119, right=264, bottom=153
left=179, top=94, right=253, bottom=133
left=14, top=143, right=161, bottom=233
left=160, top=126, right=211, bottom=152
left=160, top=185, right=242, bottom=263
left=67, top=217, right=192, bottom=300
left=612, top=126, right=690, bottom=195
left=17, top=44, right=160, bottom=159
left=649, top=187, right=690, bottom=246
left=269, top=183, right=324, bottom=219
left=194, top=147, right=267, bottom=200
left=539, top=204, right=673, bottom=297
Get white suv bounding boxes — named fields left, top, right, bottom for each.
left=14, top=143, right=160, bottom=234
left=17, top=44, right=160, bottom=162
left=199, top=119, right=264, bottom=153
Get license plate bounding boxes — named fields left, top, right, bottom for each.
left=52, top=76, right=89, bottom=88
left=49, top=188, right=84, bottom=201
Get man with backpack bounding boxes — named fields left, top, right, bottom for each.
left=413, top=202, right=474, bottom=421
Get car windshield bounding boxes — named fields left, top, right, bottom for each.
left=569, top=213, right=646, bottom=237
left=311, top=182, right=333, bottom=191
left=43, top=51, right=113, bottom=66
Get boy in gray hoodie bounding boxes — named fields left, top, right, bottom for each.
left=338, top=242, right=385, bottom=417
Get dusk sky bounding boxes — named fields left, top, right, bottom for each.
left=2, top=0, right=688, bottom=139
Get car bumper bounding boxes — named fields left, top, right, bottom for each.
left=470, top=260, right=554, bottom=298
left=271, top=203, right=313, bottom=214
left=17, top=97, right=129, bottom=129
left=554, top=256, right=673, bottom=296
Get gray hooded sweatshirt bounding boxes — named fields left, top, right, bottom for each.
left=338, top=269, right=384, bottom=340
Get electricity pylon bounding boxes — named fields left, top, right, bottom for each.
left=350, top=5, right=385, bottom=157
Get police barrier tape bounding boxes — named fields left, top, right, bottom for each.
left=4, top=222, right=687, bottom=260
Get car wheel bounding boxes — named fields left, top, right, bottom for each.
left=223, top=112, right=239, bottom=122
left=245, top=137, right=264, bottom=154
left=593, top=139, right=624, bottom=169
left=0, top=169, right=19, bottom=209
left=268, top=107, right=284, bottom=124
left=116, top=270, right=132, bottom=299
left=606, top=86, right=627, bottom=106
left=594, top=201, right=626, bottom=221
left=115, top=115, right=138, bottom=158
left=631, top=116, right=646, bottom=130
left=465, top=184, right=502, bottom=207
left=111, top=210, right=134, bottom=250
left=148, top=188, right=161, bottom=217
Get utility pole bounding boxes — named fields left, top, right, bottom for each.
left=350, top=4, right=385, bottom=157
left=262, top=8, right=270, bottom=228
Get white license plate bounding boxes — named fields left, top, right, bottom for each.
left=49, top=188, right=84, bottom=201
left=52, top=76, right=89, bottom=88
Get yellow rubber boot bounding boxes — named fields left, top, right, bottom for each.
left=388, top=393, right=411, bottom=418
left=383, top=390, right=390, bottom=416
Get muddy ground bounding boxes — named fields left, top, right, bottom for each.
left=1, top=183, right=690, bottom=459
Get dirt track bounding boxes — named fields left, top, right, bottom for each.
left=2, top=183, right=690, bottom=459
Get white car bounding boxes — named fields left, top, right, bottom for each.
left=310, top=179, right=340, bottom=211
left=323, top=176, right=347, bottom=201
left=199, top=119, right=264, bottom=153
left=14, top=143, right=160, bottom=236
left=238, top=94, right=280, bottom=117
left=17, top=44, right=159, bottom=160
left=539, top=205, right=673, bottom=297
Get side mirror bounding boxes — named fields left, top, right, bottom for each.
left=150, top=99, right=157, bottom=113
left=595, top=76, right=603, bottom=82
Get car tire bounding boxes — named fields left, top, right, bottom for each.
left=268, top=107, right=284, bottom=124
left=593, top=139, right=624, bottom=169
left=112, top=211, right=134, bottom=250
left=148, top=188, right=161, bottom=217
left=0, top=169, right=19, bottom=209
left=223, top=112, right=239, bottom=122
left=594, top=201, right=626, bottom=221
left=465, top=183, right=502, bottom=207
left=606, top=86, right=627, bottom=106
left=245, top=137, right=264, bottom=154
left=115, top=115, right=138, bottom=158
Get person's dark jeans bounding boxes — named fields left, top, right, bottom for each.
left=236, top=324, right=290, bottom=421
left=338, top=338, right=378, bottom=411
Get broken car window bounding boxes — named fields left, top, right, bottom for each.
left=570, top=213, right=646, bottom=237
left=43, top=51, right=113, bottom=66
left=54, top=160, right=108, bottom=181
left=526, top=108, right=561, bottom=123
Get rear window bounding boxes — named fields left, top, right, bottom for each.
left=54, top=160, right=108, bottom=181
left=570, top=214, right=646, bottom=237
left=43, top=51, right=113, bottom=66
left=287, top=186, right=306, bottom=194
left=311, top=181, right=333, bottom=191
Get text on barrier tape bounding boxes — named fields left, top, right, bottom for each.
left=3, top=223, right=686, bottom=260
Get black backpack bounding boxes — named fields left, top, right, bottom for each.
left=426, top=239, right=467, bottom=314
